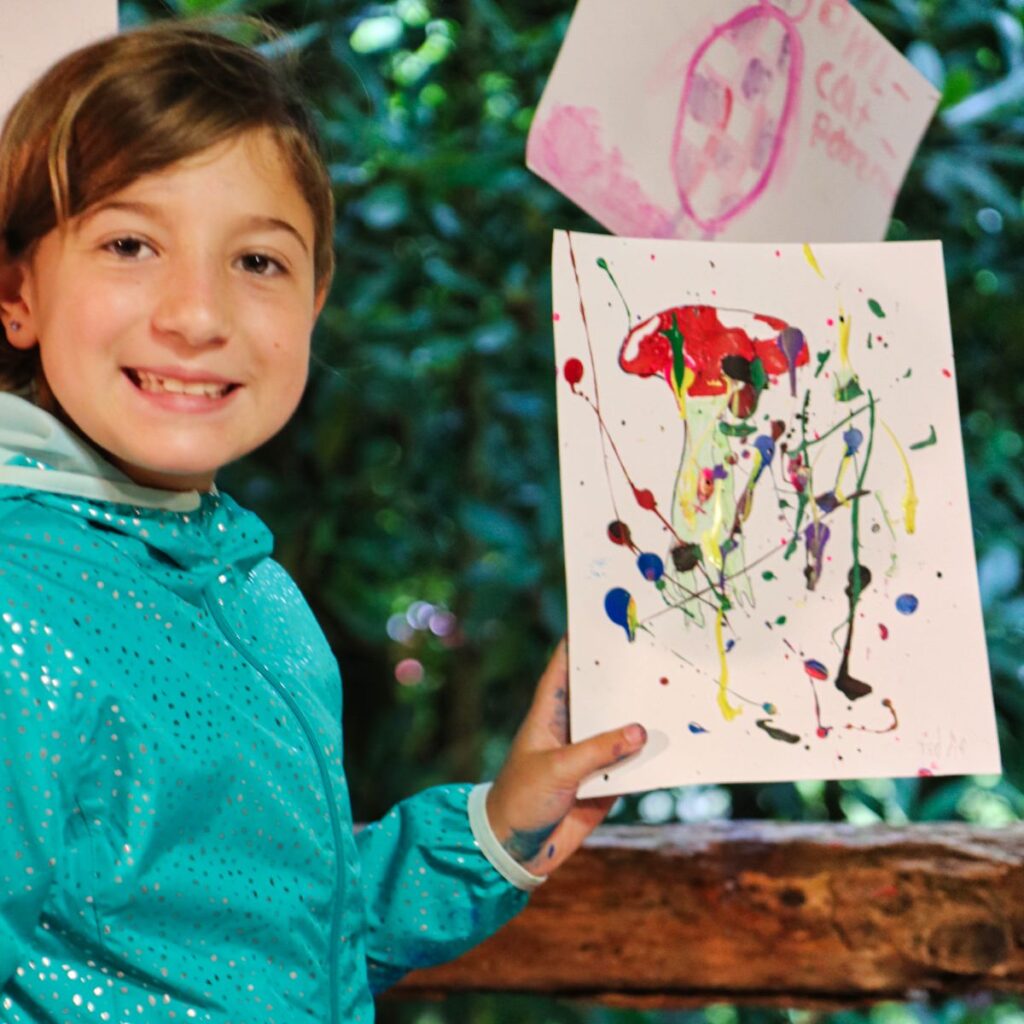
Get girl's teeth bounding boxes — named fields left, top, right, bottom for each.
left=135, top=371, right=229, bottom=398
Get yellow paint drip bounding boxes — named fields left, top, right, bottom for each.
left=740, top=451, right=763, bottom=523
left=803, top=243, right=825, bottom=280
left=882, top=422, right=918, bottom=535
left=668, top=365, right=696, bottom=418
left=834, top=453, right=853, bottom=506
left=700, top=480, right=725, bottom=572
left=715, top=609, right=742, bottom=721
left=679, top=464, right=698, bottom=530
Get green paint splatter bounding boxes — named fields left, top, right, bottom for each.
left=868, top=299, right=886, bottom=318
left=814, top=351, right=831, bottom=378
left=784, top=391, right=813, bottom=561
left=762, top=571, right=777, bottom=581
left=903, top=368, right=912, bottom=379
left=778, top=499, right=792, bottom=510
left=596, top=257, right=632, bottom=327
left=775, top=615, right=788, bottom=626
left=750, top=356, right=768, bottom=392
left=910, top=426, right=938, bottom=450
left=835, top=376, right=864, bottom=402
left=664, top=312, right=686, bottom=395
left=719, top=422, right=757, bottom=438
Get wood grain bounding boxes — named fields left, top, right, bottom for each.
left=391, top=822, right=1024, bottom=1007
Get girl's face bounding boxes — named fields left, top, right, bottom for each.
left=4, top=128, right=325, bottom=491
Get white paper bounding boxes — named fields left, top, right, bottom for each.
left=0, top=0, right=118, bottom=128
left=529, top=0, right=940, bottom=243
left=553, top=231, right=1000, bottom=797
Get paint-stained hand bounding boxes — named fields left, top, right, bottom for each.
left=485, top=639, right=646, bottom=877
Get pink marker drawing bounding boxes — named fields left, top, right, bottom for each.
left=672, top=0, right=811, bottom=235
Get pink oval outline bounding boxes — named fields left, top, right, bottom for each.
left=672, top=4, right=805, bottom=235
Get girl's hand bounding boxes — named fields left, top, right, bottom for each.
left=485, top=639, right=647, bottom=877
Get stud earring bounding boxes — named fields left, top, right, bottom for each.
left=7, top=321, right=21, bottom=333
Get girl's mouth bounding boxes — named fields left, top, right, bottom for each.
left=124, top=368, right=240, bottom=399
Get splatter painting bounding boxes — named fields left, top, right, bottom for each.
left=528, top=0, right=939, bottom=243
left=553, top=231, right=999, bottom=797
left=0, top=0, right=117, bottom=126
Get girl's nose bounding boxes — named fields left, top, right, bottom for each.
left=150, top=254, right=231, bottom=347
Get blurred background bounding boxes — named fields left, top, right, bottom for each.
left=124, top=0, right=1024, bottom=1021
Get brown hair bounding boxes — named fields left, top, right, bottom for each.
left=0, top=19, right=335, bottom=392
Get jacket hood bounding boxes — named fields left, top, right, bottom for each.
left=0, top=393, right=273, bottom=579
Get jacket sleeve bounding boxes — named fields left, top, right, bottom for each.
left=354, top=783, right=538, bottom=994
left=0, top=566, right=77, bottom=989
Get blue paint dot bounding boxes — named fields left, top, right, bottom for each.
left=604, top=587, right=636, bottom=641
left=688, top=722, right=709, bottom=735
left=842, top=427, right=864, bottom=456
left=803, top=659, right=829, bottom=680
left=762, top=702, right=778, bottom=714
left=637, top=552, right=665, bottom=582
left=896, top=594, right=919, bottom=615
left=754, top=434, right=776, bottom=465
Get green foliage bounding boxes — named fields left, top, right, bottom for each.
left=120, top=0, right=1024, bottom=1019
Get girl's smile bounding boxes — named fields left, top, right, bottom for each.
left=3, top=128, right=326, bottom=491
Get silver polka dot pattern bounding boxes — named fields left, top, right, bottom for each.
left=0, top=478, right=527, bottom=1022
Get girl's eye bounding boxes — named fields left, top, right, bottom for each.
left=239, top=253, right=286, bottom=277
left=104, top=236, right=154, bottom=259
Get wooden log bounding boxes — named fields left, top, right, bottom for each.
left=392, top=822, right=1024, bottom=1008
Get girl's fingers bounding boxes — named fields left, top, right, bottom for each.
left=532, top=796, right=617, bottom=874
left=520, top=639, right=571, bottom=748
left=553, top=722, right=647, bottom=787
left=529, top=638, right=568, bottom=709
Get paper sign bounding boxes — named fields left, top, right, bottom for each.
left=529, top=1, right=940, bottom=243
left=553, top=231, right=999, bottom=797
left=0, top=0, right=118, bottom=128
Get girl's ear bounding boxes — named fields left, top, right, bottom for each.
left=0, top=261, right=37, bottom=351
left=313, top=283, right=329, bottom=320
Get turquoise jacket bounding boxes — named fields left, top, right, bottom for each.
left=0, top=395, right=533, bottom=1023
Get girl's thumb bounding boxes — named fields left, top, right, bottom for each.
left=557, top=723, right=647, bottom=784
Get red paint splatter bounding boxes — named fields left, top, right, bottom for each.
left=918, top=768, right=934, bottom=777
left=607, top=520, right=635, bottom=549
left=563, top=358, right=584, bottom=391
left=633, top=487, right=657, bottom=511
left=879, top=623, right=889, bottom=640
left=816, top=727, right=829, bottom=739
left=552, top=312, right=561, bottom=322
left=942, top=369, right=952, bottom=379
left=659, top=676, right=670, bottom=686
left=804, top=660, right=829, bottom=681
left=618, top=305, right=805, bottom=400
left=827, top=318, right=835, bottom=327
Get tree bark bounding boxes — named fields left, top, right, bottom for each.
left=391, top=821, right=1024, bottom=1008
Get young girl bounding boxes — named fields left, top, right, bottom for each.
left=0, top=19, right=646, bottom=1024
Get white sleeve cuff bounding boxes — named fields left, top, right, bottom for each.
left=467, top=783, right=547, bottom=892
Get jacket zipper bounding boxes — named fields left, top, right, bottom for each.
left=204, top=588, right=343, bottom=1024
